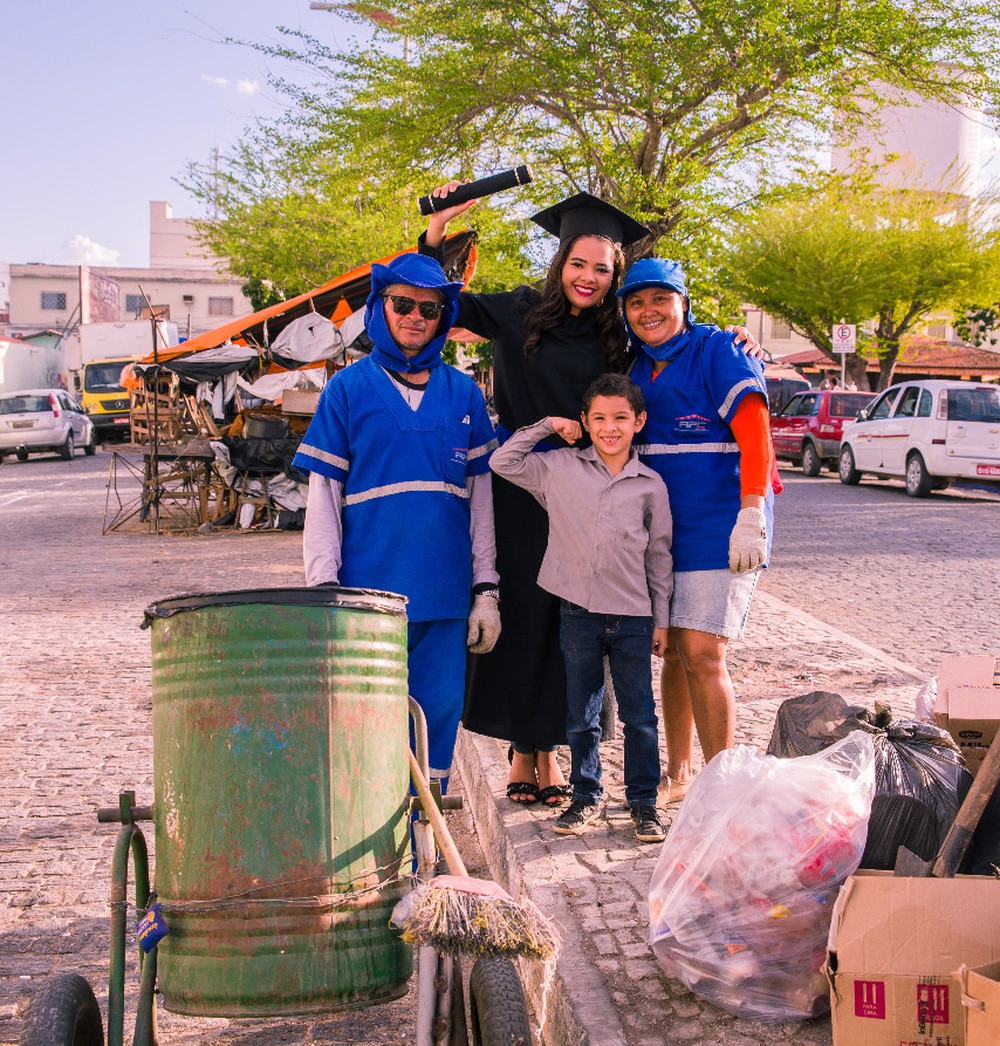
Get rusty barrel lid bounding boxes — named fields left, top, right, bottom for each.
left=141, top=586, right=408, bottom=628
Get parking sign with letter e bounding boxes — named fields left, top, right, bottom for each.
left=831, top=323, right=857, bottom=355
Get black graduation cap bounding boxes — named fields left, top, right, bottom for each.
left=530, top=191, right=649, bottom=247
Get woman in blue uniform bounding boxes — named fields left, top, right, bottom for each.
left=618, top=258, right=774, bottom=799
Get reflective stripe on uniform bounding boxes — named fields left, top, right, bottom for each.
left=344, top=480, right=470, bottom=506
left=297, top=444, right=351, bottom=472
left=719, top=378, right=762, bottom=418
left=468, top=438, right=499, bottom=461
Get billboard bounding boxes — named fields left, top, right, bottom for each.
left=79, top=267, right=120, bottom=324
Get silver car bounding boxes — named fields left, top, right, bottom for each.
left=0, top=389, right=97, bottom=462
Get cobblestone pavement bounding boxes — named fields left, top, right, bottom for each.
left=1, top=455, right=997, bottom=1045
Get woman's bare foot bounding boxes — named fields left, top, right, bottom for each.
left=507, top=750, right=539, bottom=803
left=535, top=750, right=571, bottom=805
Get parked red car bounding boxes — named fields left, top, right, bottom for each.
left=770, top=389, right=876, bottom=475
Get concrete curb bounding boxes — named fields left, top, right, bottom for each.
left=454, top=728, right=628, bottom=1046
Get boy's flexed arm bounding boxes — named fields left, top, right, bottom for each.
left=489, top=417, right=576, bottom=503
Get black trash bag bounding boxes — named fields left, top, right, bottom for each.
left=768, top=692, right=971, bottom=870
left=274, top=508, right=305, bottom=531
left=223, top=434, right=301, bottom=476
left=862, top=722, right=970, bottom=869
left=284, top=459, right=310, bottom=485
left=767, top=691, right=868, bottom=757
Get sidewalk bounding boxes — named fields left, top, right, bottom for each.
left=453, top=585, right=930, bottom=1046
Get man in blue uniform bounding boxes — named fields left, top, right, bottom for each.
left=293, top=253, right=500, bottom=788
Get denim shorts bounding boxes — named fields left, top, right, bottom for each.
left=669, top=568, right=760, bottom=641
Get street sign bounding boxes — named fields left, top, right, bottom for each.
left=832, top=324, right=856, bottom=355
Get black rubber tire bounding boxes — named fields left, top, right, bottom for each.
left=16, top=448, right=29, bottom=462
left=801, top=442, right=822, bottom=477
left=19, top=973, right=104, bottom=1046
left=838, top=445, right=861, bottom=485
left=905, top=452, right=933, bottom=497
left=83, top=432, right=97, bottom=456
left=60, top=433, right=75, bottom=461
left=469, top=957, right=531, bottom=1046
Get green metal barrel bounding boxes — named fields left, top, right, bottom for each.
left=145, top=587, right=412, bottom=1016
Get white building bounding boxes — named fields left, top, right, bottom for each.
left=6, top=202, right=252, bottom=344
left=751, top=76, right=990, bottom=361
left=830, top=75, right=983, bottom=200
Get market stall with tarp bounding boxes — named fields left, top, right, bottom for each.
left=103, top=232, right=478, bottom=535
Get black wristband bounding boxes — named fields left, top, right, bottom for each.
left=472, top=583, right=500, bottom=602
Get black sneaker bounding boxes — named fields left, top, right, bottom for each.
left=553, top=800, right=602, bottom=835
left=630, top=805, right=665, bottom=843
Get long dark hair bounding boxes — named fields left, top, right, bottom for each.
left=523, top=235, right=631, bottom=372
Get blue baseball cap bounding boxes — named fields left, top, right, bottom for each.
left=368, top=252, right=463, bottom=308
left=616, top=257, right=689, bottom=299
left=364, top=252, right=464, bottom=372
left=616, top=258, right=697, bottom=345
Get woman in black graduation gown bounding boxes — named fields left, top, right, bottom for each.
left=422, top=188, right=650, bottom=805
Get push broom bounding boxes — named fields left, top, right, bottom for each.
left=399, top=749, right=559, bottom=961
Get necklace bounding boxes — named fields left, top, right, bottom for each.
left=387, top=369, right=429, bottom=410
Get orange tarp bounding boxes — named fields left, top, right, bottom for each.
left=139, top=231, right=478, bottom=365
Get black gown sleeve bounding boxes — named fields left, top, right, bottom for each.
left=417, top=232, right=531, bottom=343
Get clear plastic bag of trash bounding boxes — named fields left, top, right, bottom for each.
left=648, top=732, right=875, bottom=1021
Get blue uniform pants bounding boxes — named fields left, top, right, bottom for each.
left=407, top=618, right=467, bottom=794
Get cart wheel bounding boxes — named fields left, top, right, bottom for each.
left=468, top=957, right=531, bottom=1046
left=19, top=973, right=104, bottom=1046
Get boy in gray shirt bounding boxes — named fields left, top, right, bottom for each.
left=490, top=373, right=673, bottom=842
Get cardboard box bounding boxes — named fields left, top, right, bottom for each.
left=943, top=688, right=1000, bottom=776
left=282, top=388, right=321, bottom=415
left=957, top=960, right=1000, bottom=1046
left=825, top=870, right=1000, bottom=1046
left=934, top=655, right=999, bottom=777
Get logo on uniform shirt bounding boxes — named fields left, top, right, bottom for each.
left=676, top=413, right=711, bottom=434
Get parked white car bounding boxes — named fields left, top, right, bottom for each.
left=838, top=379, right=1000, bottom=497
left=0, top=389, right=97, bottom=463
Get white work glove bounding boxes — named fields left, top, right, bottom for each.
left=728, top=507, right=767, bottom=573
left=467, top=593, right=501, bottom=654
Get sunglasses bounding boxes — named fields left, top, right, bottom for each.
left=381, top=293, right=446, bottom=321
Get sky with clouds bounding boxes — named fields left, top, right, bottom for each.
left=2, top=1, right=364, bottom=269
left=3, top=4, right=997, bottom=275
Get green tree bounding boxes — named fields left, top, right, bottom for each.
left=720, top=176, right=1000, bottom=390
left=954, top=303, right=1000, bottom=348
left=200, top=0, right=1000, bottom=267
left=185, top=143, right=532, bottom=303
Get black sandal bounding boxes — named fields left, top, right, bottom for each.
left=506, top=781, right=540, bottom=804
left=537, top=784, right=572, bottom=806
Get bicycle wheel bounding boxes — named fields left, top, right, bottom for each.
left=468, top=956, right=531, bottom=1046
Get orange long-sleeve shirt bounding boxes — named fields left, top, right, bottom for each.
left=729, top=393, right=776, bottom=498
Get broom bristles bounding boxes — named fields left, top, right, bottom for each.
left=400, top=878, right=559, bottom=961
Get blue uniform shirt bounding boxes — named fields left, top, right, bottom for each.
left=631, top=324, right=773, bottom=571
left=293, top=356, right=497, bottom=620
